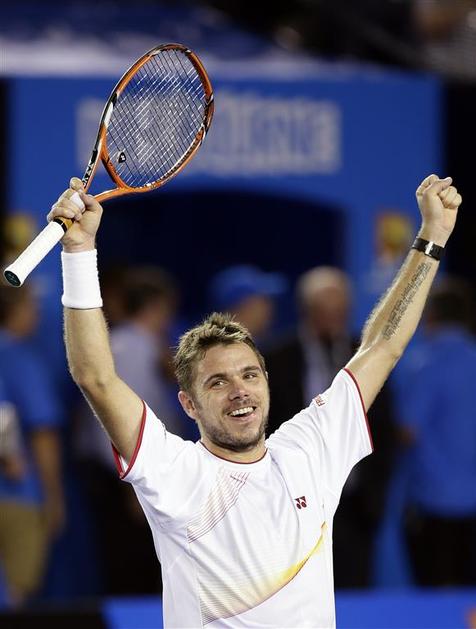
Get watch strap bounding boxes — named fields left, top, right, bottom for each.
left=411, top=237, right=444, bottom=261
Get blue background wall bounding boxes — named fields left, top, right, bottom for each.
left=7, top=66, right=442, bottom=381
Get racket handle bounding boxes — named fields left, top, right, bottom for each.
left=3, top=191, right=84, bottom=287
left=4, top=221, right=67, bottom=286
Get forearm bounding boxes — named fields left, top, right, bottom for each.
left=64, top=305, right=143, bottom=460
left=53, top=182, right=143, bottom=460
left=30, top=429, right=64, bottom=503
left=64, top=307, right=116, bottom=389
left=347, top=175, right=460, bottom=411
left=31, top=429, right=66, bottom=537
left=360, top=249, right=438, bottom=359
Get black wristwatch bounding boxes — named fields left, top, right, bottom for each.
left=411, top=237, right=444, bottom=261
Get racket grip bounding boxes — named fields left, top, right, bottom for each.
left=3, top=221, right=66, bottom=287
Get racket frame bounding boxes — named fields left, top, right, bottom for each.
left=57, top=42, right=214, bottom=231
left=4, top=43, right=214, bottom=287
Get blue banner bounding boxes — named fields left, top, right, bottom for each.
left=6, top=65, right=442, bottom=379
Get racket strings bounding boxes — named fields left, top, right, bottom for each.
left=112, top=53, right=203, bottom=178
left=110, top=64, right=181, bottom=183
left=109, top=52, right=205, bottom=184
left=106, top=49, right=208, bottom=188
left=127, top=60, right=204, bottom=182
left=133, top=57, right=201, bottom=175
left=153, top=54, right=205, bottom=164
left=149, top=55, right=206, bottom=170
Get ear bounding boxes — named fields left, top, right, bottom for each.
left=178, top=390, right=199, bottom=421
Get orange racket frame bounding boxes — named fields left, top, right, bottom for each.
left=4, top=43, right=214, bottom=287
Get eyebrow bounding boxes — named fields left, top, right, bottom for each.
left=203, top=372, right=227, bottom=386
left=203, top=365, right=261, bottom=387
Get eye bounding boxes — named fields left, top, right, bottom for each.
left=211, top=379, right=226, bottom=388
left=244, top=371, right=259, bottom=380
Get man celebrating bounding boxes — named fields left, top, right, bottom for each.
left=50, top=174, right=461, bottom=627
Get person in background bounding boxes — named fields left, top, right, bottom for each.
left=99, top=264, right=129, bottom=328
left=0, top=285, right=64, bottom=607
left=265, top=267, right=353, bottom=427
left=208, top=265, right=286, bottom=346
left=0, top=379, right=24, bottom=486
left=395, top=276, right=476, bottom=585
left=265, top=266, right=397, bottom=587
left=75, top=265, right=181, bottom=595
left=0, top=377, right=23, bottom=609
left=412, top=0, right=476, bottom=82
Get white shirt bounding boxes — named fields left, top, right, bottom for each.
left=113, top=369, right=372, bottom=628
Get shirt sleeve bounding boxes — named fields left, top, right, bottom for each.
left=111, top=402, right=202, bottom=528
left=268, top=368, right=373, bottom=509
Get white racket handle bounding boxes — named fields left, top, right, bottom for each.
left=3, top=191, right=84, bottom=287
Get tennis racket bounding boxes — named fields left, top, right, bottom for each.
left=4, top=43, right=214, bottom=287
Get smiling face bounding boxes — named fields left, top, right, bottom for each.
left=178, top=342, right=270, bottom=461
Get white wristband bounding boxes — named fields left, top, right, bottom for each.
left=61, top=249, right=103, bottom=309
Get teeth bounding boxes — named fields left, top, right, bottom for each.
left=230, top=407, right=254, bottom=417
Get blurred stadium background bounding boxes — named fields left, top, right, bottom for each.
left=1, top=1, right=476, bottom=627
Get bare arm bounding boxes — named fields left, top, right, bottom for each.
left=49, top=178, right=142, bottom=461
left=64, top=308, right=143, bottom=460
left=30, top=428, right=65, bottom=539
left=347, top=175, right=462, bottom=410
left=346, top=250, right=437, bottom=409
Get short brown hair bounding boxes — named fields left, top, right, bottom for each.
left=122, top=266, right=176, bottom=317
left=173, top=312, right=266, bottom=393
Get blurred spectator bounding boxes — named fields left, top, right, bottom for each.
left=265, top=267, right=354, bottom=426
left=0, top=379, right=23, bottom=609
left=412, top=0, right=476, bottom=81
left=0, top=285, right=64, bottom=607
left=0, top=381, right=24, bottom=485
left=210, top=0, right=414, bottom=68
left=75, top=265, right=182, bottom=595
left=265, top=266, right=397, bottom=587
left=100, top=264, right=129, bottom=328
left=395, top=276, right=476, bottom=585
left=208, top=265, right=286, bottom=345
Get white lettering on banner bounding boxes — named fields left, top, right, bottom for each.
left=76, top=91, right=341, bottom=177
left=188, top=91, right=341, bottom=176
left=77, top=96, right=171, bottom=174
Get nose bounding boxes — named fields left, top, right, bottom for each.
left=228, top=377, right=249, bottom=400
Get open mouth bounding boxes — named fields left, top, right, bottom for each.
left=227, top=406, right=257, bottom=420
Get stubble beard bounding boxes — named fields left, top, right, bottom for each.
left=198, top=411, right=268, bottom=453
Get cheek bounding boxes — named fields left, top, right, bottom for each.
left=199, top=391, right=225, bottom=416
left=258, top=383, right=271, bottom=409
left=264, top=392, right=271, bottom=413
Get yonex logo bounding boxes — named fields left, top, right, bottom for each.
left=314, top=395, right=325, bottom=406
left=294, top=496, right=307, bottom=509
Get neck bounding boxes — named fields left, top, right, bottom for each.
left=200, top=436, right=266, bottom=464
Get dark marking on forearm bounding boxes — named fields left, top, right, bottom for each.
left=382, top=261, right=432, bottom=340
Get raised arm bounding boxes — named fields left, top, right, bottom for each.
left=48, top=178, right=143, bottom=461
left=346, top=174, right=462, bottom=410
